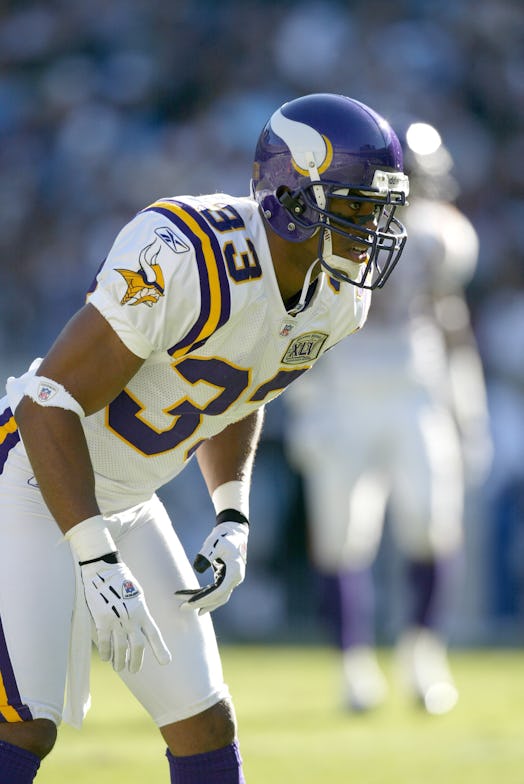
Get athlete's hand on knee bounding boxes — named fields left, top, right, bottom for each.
left=80, top=556, right=171, bottom=672
left=66, top=515, right=171, bottom=673
left=176, top=518, right=249, bottom=615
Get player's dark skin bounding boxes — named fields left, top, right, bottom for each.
left=1, top=196, right=376, bottom=760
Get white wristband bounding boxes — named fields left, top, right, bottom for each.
left=211, top=480, right=249, bottom=519
left=65, top=514, right=117, bottom=561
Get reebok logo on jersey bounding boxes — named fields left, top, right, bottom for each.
left=122, top=580, right=140, bottom=600
left=281, top=332, right=328, bottom=365
left=155, top=226, right=190, bottom=254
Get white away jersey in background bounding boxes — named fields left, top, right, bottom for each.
left=79, top=194, right=370, bottom=512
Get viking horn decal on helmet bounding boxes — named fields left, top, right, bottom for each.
left=139, top=240, right=161, bottom=284
left=270, top=109, right=330, bottom=174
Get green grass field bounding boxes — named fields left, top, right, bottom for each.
left=38, top=645, right=524, bottom=784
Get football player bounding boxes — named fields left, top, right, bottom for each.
left=284, top=120, right=491, bottom=715
left=0, top=93, right=408, bottom=783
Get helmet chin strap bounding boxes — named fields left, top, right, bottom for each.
left=287, top=258, right=319, bottom=316
left=320, top=228, right=367, bottom=284
left=286, top=150, right=325, bottom=317
left=307, top=154, right=368, bottom=287
left=287, top=152, right=366, bottom=314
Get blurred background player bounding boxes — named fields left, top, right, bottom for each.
left=284, top=121, right=492, bottom=714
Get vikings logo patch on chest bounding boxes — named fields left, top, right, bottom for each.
left=281, top=332, right=328, bottom=365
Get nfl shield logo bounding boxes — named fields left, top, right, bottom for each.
left=279, top=321, right=294, bottom=337
left=37, top=383, right=56, bottom=402
left=122, top=580, right=139, bottom=599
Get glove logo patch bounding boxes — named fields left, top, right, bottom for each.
left=122, top=580, right=140, bottom=599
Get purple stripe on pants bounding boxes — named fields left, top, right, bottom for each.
left=0, top=407, right=20, bottom=475
left=0, top=616, right=33, bottom=722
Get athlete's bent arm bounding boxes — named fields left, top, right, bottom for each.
left=14, top=303, right=144, bottom=532
left=177, top=408, right=265, bottom=614
left=196, top=407, right=265, bottom=496
left=14, top=303, right=171, bottom=672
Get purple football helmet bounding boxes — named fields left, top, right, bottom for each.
left=251, top=93, right=410, bottom=289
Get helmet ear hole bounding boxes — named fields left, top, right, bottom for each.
left=277, top=187, right=306, bottom=216
left=275, top=185, right=290, bottom=201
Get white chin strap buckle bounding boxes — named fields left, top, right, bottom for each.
left=321, top=229, right=369, bottom=285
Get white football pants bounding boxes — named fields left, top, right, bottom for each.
left=0, top=440, right=228, bottom=728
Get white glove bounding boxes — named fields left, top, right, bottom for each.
left=177, top=520, right=249, bottom=615
left=66, top=515, right=171, bottom=673
left=80, top=556, right=172, bottom=673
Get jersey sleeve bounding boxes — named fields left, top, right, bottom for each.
left=87, top=203, right=232, bottom=359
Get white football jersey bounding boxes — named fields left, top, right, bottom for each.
left=71, top=195, right=371, bottom=512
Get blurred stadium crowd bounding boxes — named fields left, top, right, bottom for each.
left=2, top=0, right=524, bottom=644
